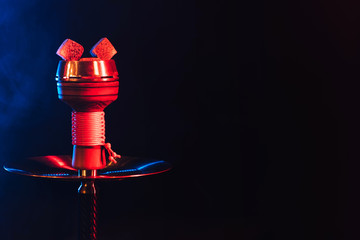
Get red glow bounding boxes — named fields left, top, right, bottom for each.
left=45, top=155, right=76, bottom=171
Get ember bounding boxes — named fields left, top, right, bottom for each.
left=56, top=39, right=84, bottom=61
left=90, top=37, right=117, bottom=60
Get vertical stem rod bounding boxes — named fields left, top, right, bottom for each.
left=78, top=170, right=98, bottom=240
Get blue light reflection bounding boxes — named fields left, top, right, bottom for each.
left=3, top=167, right=29, bottom=175
left=41, top=173, right=70, bottom=177
left=102, top=160, right=165, bottom=175
left=137, top=161, right=165, bottom=170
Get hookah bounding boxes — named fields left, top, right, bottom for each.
left=3, top=38, right=171, bottom=240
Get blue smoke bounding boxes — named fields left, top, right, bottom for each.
left=0, top=0, right=72, bottom=159
left=0, top=3, right=78, bottom=237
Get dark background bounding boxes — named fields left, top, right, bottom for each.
left=0, top=0, right=356, bottom=239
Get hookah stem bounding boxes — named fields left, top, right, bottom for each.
left=78, top=170, right=98, bottom=240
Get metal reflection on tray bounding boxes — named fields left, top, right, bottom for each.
left=4, top=155, right=171, bottom=180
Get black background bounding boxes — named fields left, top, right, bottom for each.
left=0, top=0, right=356, bottom=239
